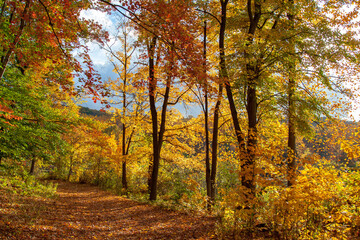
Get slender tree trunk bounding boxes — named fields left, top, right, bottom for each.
left=244, top=80, right=257, bottom=192
left=29, top=157, right=36, bottom=175
left=240, top=0, right=262, bottom=200
left=123, top=130, right=135, bottom=192
left=205, top=96, right=211, bottom=205
left=149, top=83, right=170, bottom=200
left=148, top=36, right=159, bottom=201
left=210, top=83, right=222, bottom=205
left=122, top=159, right=127, bottom=189
left=68, top=155, right=73, bottom=181
left=287, top=98, right=296, bottom=186
left=208, top=0, right=231, bottom=206
left=148, top=154, right=153, bottom=189
left=150, top=76, right=170, bottom=201
left=0, top=151, right=3, bottom=165
left=203, top=20, right=211, bottom=206
left=287, top=0, right=296, bottom=187
left=217, top=0, right=249, bottom=181
left=121, top=122, right=127, bottom=189
left=220, top=0, right=246, bottom=156
left=148, top=36, right=173, bottom=201
left=205, top=91, right=211, bottom=200
left=122, top=34, right=128, bottom=190
left=225, top=82, right=246, bottom=152
left=148, top=38, right=173, bottom=201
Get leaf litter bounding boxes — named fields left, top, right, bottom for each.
left=0, top=181, right=217, bottom=239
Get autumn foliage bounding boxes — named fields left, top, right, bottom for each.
left=1, top=0, right=360, bottom=239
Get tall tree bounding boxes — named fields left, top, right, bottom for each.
left=147, top=35, right=162, bottom=201
left=286, top=0, right=296, bottom=187
left=0, top=61, right=78, bottom=174
left=203, top=19, right=211, bottom=206
left=208, top=0, right=229, bottom=206
left=0, top=0, right=106, bottom=93
left=103, top=21, right=138, bottom=190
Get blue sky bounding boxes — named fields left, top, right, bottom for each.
left=76, top=8, right=202, bottom=117
left=77, top=8, right=360, bottom=121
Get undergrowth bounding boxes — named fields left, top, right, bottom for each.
left=0, top=162, right=57, bottom=198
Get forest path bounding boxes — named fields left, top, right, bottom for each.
left=0, top=181, right=217, bottom=239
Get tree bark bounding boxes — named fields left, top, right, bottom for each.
left=220, top=0, right=246, bottom=156
left=29, top=157, right=36, bottom=175
left=203, top=20, right=211, bottom=207
left=150, top=76, right=171, bottom=200
left=241, top=0, right=262, bottom=198
left=244, top=80, right=257, bottom=192
left=67, top=155, right=73, bottom=181
left=0, top=150, right=4, bottom=165
left=148, top=38, right=174, bottom=201
left=208, top=0, right=229, bottom=206
left=122, top=158, right=128, bottom=189
left=287, top=0, right=296, bottom=187
left=122, top=32, right=128, bottom=190
left=210, top=83, right=223, bottom=205
left=148, top=36, right=159, bottom=201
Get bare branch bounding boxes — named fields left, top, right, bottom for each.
left=38, top=0, right=69, bottom=58
left=195, top=8, right=221, bottom=25
left=168, top=87, right=191, bottom=106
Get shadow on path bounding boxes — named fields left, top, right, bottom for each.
left=0, top=181, right=217, bottom=239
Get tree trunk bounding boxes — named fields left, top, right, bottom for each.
left=148, top=154, right=153, bottom=189
left=210, top=83, right=222, bottom=205
left=287, top=104, right=296, bottom=187
left=287, top=0, right=296, bottom=187
left=148, top=36, right=159, bottom=201
left=148, top=38, right=173, bottom=201
left=217, top=1, right=248, bottom=197
left=208, top=0, right=231, bottom=207
left=68, top=155, right=73, bottom=181
left=244, top=81, right=257, bottom=192
left=150, top=76, right=170, bottom=201
left=29, top=157, right=36, bottom=175
left=121, top=129, right=128, bottom=189
left=240, top=0, right=262, bottom=200
left=148, top=37, right=174, bottom=201
left=122, top=159, right=128, bottom=189
left=122, top=33, right=128, bottom=190
left=203, top=20, right=211, bottom=207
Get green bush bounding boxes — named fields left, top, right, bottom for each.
left=0, top=162, right=57, bottom=198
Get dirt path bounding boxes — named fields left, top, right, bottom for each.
left=0, top=181, right=217, bottom=239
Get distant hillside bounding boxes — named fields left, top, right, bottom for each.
left=79, top=106, right=112, bottom=121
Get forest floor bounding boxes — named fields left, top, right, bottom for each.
left=0, top=180, right=218, bottom=239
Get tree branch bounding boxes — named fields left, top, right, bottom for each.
left=195, top=8, right=221, bottom=25
left=38, top=0, right=68, bottom=58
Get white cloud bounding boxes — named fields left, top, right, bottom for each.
left=79, top=8, right=140, bottom=67
left=80, top=9, right=113, bottom=29
left=79, top=9, right=115, bottom=66
left=87, top=42, right=108, bottom=65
